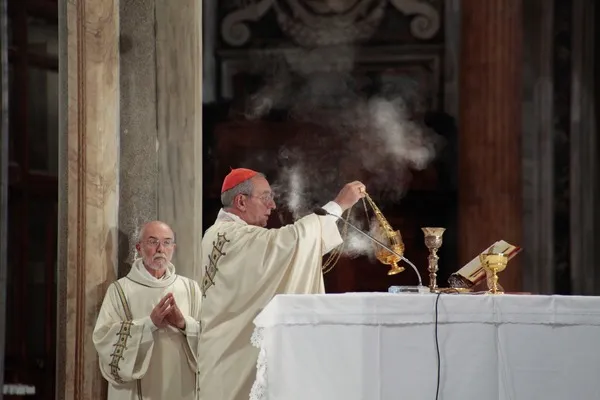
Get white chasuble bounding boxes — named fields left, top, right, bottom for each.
left=93, top=260, right=202, bottom=400
left=198, top=202, right=343, bottom=400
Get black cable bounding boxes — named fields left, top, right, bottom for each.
left=434, top=292, right=442, bottom=400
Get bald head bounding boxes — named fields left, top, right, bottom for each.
left=137, top=221, right=174, bottom=243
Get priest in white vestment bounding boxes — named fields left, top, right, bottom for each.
left=93, top=221, right=202, bottom=400
left=198, top=168, right=366, bottom=400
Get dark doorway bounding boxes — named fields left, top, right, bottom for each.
left=3, top=0, right=58, bottom=398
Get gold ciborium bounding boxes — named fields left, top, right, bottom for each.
left=422, top=227, right=445, bottom=291
left=479, top=252, right=508, bottom=294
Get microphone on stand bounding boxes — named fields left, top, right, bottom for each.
left=314, top=207, right=425, bottom=288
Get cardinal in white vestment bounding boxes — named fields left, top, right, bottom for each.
left=93, top=221, right=202, bottom=400
left=198, top=168, right=366, bottom=400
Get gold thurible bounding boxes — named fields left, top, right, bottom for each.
left=363, top=193, right=405, bottom=275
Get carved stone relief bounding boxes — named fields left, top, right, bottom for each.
left=218, top=47, right=441, bottom=112
left=221, top=0, right=440, bottom=47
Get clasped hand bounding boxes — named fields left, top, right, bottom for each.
left=150, top=293, right=185, bottom=330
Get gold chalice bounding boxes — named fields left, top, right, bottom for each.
left=422, top=228, right=445, bottom=291
left=479, top=252, right=508, bottom=294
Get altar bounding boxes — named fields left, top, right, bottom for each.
left=250, top=293, right=600, bottom=400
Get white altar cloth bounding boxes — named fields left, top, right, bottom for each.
left=250, top=293, right=600, bottom=400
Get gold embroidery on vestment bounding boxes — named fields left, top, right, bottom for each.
left=202, top=233, right=229, bottom=297
left=109, top=321, right=133, bottom=383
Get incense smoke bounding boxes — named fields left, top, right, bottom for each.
left=242, top=47, right=443, bottom=257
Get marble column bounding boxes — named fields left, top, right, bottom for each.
left=118, top=0, right=160, bottom=277
left=458, top=0, right=523, bottom=292
left=119, top=0, right=203, bottom=281
left=57, top=0, right=120, bottom=399
left=155, top=0, right=203, bottom=281
left=58, top=0, right=203, bottom=398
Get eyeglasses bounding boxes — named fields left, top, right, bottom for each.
left=143, top=239, right=175, bottom=248
left=245, top=192, right=276, bottom=203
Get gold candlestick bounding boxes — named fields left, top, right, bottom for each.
left=422, top=227, right=446, bottom=292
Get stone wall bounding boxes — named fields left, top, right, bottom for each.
left=56, top=0, right=202, bottom=398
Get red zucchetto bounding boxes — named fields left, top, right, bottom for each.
left=221, top=168, right=259, bottom=193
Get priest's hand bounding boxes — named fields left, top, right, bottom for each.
left=334, top=181, right=367, bottom=211
left=150, top=294, right=174, bottom=329
left=165, top=295, right=186, bottom=330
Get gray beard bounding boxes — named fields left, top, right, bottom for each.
left=144, top=258, right=167, bottom=271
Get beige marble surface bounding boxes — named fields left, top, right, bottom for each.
left=118, top=0, right=203, bottom=282
left=156, top=0, right=203, bottom=282
left=59, top=0, right=120, bottom=398
left=58, top=1, right=203, bottom=399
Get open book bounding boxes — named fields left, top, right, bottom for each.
left=448, top=240, right=522, bottom=289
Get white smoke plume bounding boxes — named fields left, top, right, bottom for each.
left=367, top=98, right=436, bottom=170
left=280, top=164, right=308, bottom=220
left=241, top=48, right=443, bottom=257
left=338, top=212, right=383, bottom=259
